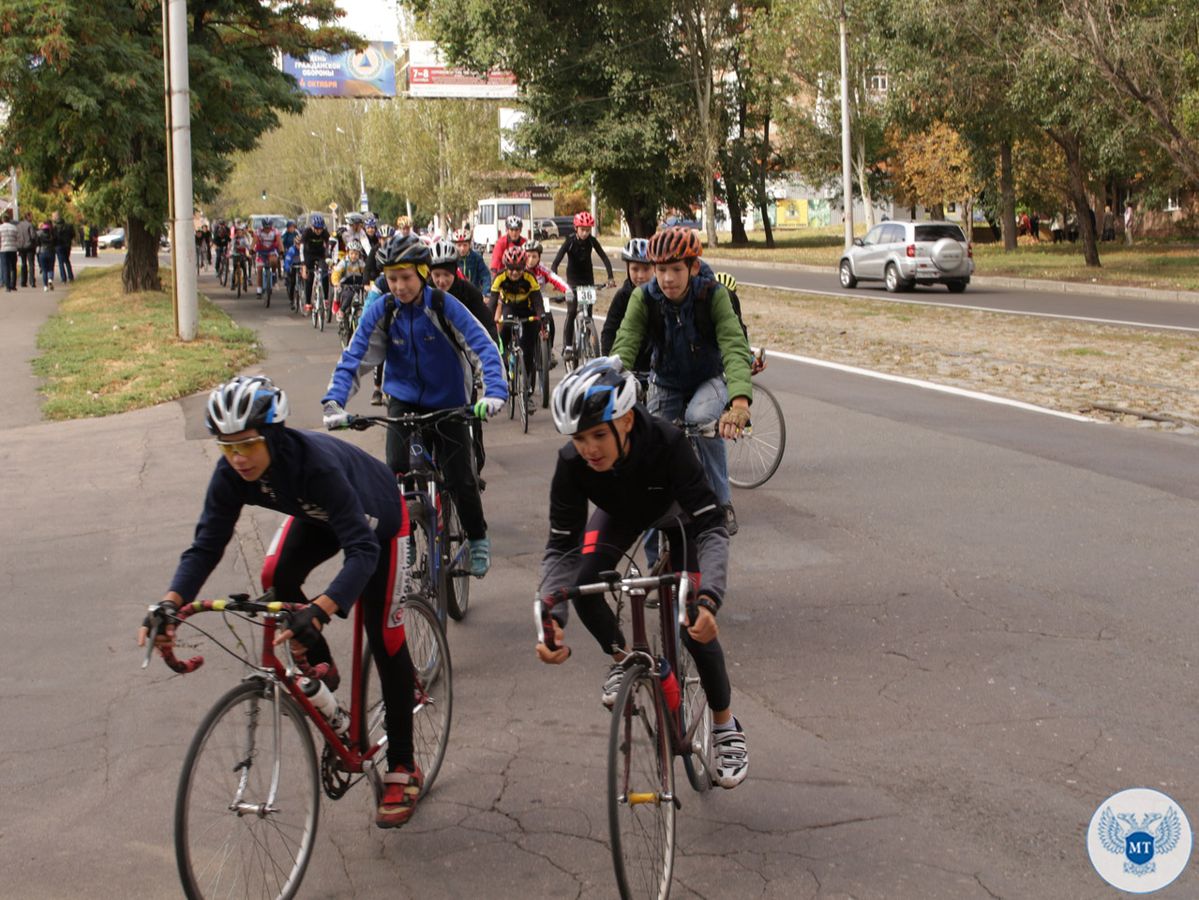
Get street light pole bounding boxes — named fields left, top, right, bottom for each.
left=166, top=0, right=197, bottom=340
left=839, top=0, right=854, bottom=250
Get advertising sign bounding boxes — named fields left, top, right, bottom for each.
left=405, top=40, right=517, bottom=99
left=283, top=42, right=397, bottom=98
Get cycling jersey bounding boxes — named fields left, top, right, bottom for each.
left=489, top=233, right=524, bottom=273
left=332, top=256, right=367, bottom=285
left=298, top=227, right=331, bottom=265
left=168, top=427, right=403, bottom=613
left=530, top=264, right=567, bottom=295
left=551, top=233, right=614, bottom=286
left=489, top=271, right=544, bottom=314
left=281, top=228, right=297, bottom=252
left=254, top=227, right=282, bottom=255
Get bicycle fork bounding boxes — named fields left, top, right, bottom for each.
left=229, top=680, right=285, bottom=818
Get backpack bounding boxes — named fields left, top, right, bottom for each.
left=643, top=279, right=748, bottom=349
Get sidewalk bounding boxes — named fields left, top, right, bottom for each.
left=2, top=273, right=63, bottom=429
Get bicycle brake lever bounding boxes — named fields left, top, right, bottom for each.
left=141, top=612, right=159, bottom=669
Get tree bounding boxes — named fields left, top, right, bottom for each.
left=0, top=0, right=357, bottom=291
left=892, top=123, right=986, bottom=239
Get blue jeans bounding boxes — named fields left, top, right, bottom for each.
left=37, top=250, right=55, bottom=286
left=648, top=375, right=731, bottom=506
left=0, top=251, right=14, bottom=290
left=55, top=246, right=73, bottom=282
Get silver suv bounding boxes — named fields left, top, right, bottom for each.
left=838, top=220, right=973, bottom=293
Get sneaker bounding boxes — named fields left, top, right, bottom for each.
left=376, top=764, right=422, bottom=828
left=370, top=389, right=384, bottom=407
left=525, top=396, right=536, bottom=414
left=304, top=303, right=312, bottom=313
left=468, top=538, right=490, bottom=577
left=601, top=663, right=624, bottom=710
left=549, top=351, right=559, bottom=370
left=43, top=285, right=48, bottom=292
left=49, top=281, right=54, bottom=290
left=712, top=718, right=748, bottom=788
left=563, top=346, right=575, bottom=362
left=723, top=503, right=739, bottom=536
left=256, top=287, right=262, bottom=296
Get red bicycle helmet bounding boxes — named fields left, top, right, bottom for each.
left=573, top=211, right=595, bottom=229
left=647, top=226, right=703, bottom=264
left=502, top=246, right=528, bottom=270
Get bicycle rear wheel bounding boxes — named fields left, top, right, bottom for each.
left=234, top=264, right=244, bottom=299
left=405, top=497, right=446, bottom=624
left=727, top=383, right=786, bottom=489
left=538, top=334, right=551, bottom=408
left=175, top=679, right=319, bottom=900
left=442, top=492, right=470, bottom=621
left=263, top=269, right=272, bottom=308
left=359, top=599, right=452, bottom=796
left=608, top=664, right=676, bottom=900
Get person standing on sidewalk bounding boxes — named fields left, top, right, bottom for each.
left=51, top=212, right=74, bottom=283
left=16, top=212, right=36, bottom=287
left=0, top=211, right=18, bottom=292
left=35, top=219, right=56, bottom=290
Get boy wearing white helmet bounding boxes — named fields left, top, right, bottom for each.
left=535, top=357, right=749, bottom=790
left=138, top=375, right=428, bottom=828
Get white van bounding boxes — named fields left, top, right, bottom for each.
left=472, top=195, right=554, bottom=254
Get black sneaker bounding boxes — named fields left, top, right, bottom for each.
left=723, top=503, right=739, bottom=536
left=371, top=389, right=384, bottom=407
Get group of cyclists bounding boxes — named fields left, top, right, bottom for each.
left=143, top=216, right=755, bottom=840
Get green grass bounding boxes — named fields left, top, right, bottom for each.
left=704, top=226, right=1199, bottom=291
left=33, top=267, right=262, bottom=420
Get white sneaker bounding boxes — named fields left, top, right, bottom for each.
left=601, top=664, right=624, bottom=710
left=712, top=718, right=748, bottom=788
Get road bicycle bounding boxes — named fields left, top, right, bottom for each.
left=337, top=283, right=366, bottom=350
left=564, top=284, right=603, bottom=373
left=536, top=550, right=713, bottom=899
left=230, top=251, right=251, bottom=299
left=334, top=409, right=475, bottom=624
left=310, top=261, right=332, bottom=332
left=501, top=314, right=543, bottom=434
left=142, top=587, right=452, bottom=900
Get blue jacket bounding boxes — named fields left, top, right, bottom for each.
left=323, top=284, right=507, bottom=410
left=282, top=244, right=299, bottom=274
left=460, top=250, right=490, bottom=293
left=168, top=427, right=402, bottom=613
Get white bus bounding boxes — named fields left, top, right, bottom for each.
left=472, top=195, right=554, bottom=254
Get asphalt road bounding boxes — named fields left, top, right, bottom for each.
left=4, top=262, right=1199, bottom=898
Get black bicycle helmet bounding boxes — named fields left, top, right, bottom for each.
left=376, top=233, right=432, bottom=269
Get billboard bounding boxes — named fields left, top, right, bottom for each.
left=404, top=40, right=517, bottom=99
left=283, top=42, right=397, bottom=98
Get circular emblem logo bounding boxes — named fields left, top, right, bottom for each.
left=346, top=46, right=383, bottom=80
left=1088, top=788, right=1192, bottom=893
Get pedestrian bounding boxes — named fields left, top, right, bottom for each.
left=1067, top=212, right=1079, bottom=243
left=16, top=211, right=36, bottom=287
left=0, top=211, right=18, bottom=292
left=50, top=212, right=74, bottom=283
left=1030, top=212, right=1040, bottom=241
left=1124, top=201, right=1136, bottom=246
left=1101, top=205, right=1115, bottom=242
left=35, top=219, right=56, bottom=291
left=1050, top=212, right=1064, bottom=244
left=90, top=225, right=99, bottom=257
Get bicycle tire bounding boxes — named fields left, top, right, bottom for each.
left=175, top=679, right=319, bottom=900
left=359, top=598, right=453, bottom=797
left=727, top=383, right=786, bottom=489
left=608, top=664, right=676, bottom=900
left=263, top=269, right=272, bottom=308
left=538, top=334, right=551, bottom=409
left=515, top=348, right=528, bottom=433
left=442, top=492, right=470, bottom=621
left=582, top=319, right=600, bottom=365
left=507, top=350, right=518, bottom=420
left=676, top=643, right=713, bottom=794
left=234, top=264, right=243, bottom=299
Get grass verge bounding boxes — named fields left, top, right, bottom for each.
left=700, top=227, right=1199, bottom=292
left=33, top=266, right=262, bottom=420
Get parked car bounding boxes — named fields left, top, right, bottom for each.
left=661, top=215, right=702, bottom=231
left=532, top=218, right=559, bottom=240
left=838, top=220, right=973, bottom=293
left=97, top=228, right=125, bottom=250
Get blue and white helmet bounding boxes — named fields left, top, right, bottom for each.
left=551, top=357, right=638, bottom=435
left=206, top=375, right=289, bottom=435
left=621, top=238, right=650, bottom=263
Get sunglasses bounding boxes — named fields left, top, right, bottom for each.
left=215, top=436, right=266, bottom=458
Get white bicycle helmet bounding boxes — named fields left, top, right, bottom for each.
left=430, top=239, right=459, bottom=268
left=551, top=356, right=638, bottom=435
left=347, top=239, right=363, bottom=253
left=206, top=375, right=289, bottom=435
left=621, top=238, right=650, bottom=263
left=451, top=227, right=472, bottom=243
left=505, top=214, right=523, bottom=230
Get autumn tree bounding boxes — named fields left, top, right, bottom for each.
left=892, top=123, right=986, bottom=239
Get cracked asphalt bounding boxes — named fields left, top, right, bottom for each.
left=3, top=264, right=1197, bottom=898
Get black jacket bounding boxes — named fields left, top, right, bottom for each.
left=601, top=279, right=653, bottom=371
left=53, top=221, right=73, bottom=249
left=551, top=234, right=613, bottom=287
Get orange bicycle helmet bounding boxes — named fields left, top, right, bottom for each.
left=647, top=226, right=702, bottom=264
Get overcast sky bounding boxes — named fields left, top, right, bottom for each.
left=336, top=0, right=400, bottom=43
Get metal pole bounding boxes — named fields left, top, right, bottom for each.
left=590, top=172, right=597, bottom=226
left=168, top=0, right=197, bottom=340
left=161, top=0, right=176, bottom=332
left=839, top=2, right=854, bottom=250
left=10, top=167, right=18, bottom=219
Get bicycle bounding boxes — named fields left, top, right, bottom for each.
left=337, top=283, right=366, bottom=350
left=230, top=251, right=250, bottom=299
left=334, top=409, right=475, bottom=624
left=501, top=314, right=541, bottom=434
left=214, top=244, right=229, bottom=286
left=536, top=554, right=713, bottom=899
left=564, top=285, right=603, bottom=373
left=310, top=260, right=331, bottom=332
left=258, top=256, right=276, bottom=308
left=142, top=587, right=452, bottom=900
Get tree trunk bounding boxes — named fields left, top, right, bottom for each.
left=1056, top=130, right=1101, bottom=267
left=622, top=198, right=657, bottom=238
left=756, top=112, right=775, bottom=249
left=961, top=199, right=974, bottom=242
left=725, top=94, right=749, bottom=245
left=1000, top=139, right=1017, bottom=252
left=726, top=173, right=747, bottom=244
left=123, top=216, right=162, bottom=292
left=853, top=136, right=873, bottom=230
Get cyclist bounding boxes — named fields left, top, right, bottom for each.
left=340, top=212, right=372, bottom=259
left=322, top=234, right=507, bottom=576
left=452, top=227, right=490, bottom=293
left=212, top=219, right=231, bottom=274
left=610, top=226, right=751, bottom=535
left=253, top=217, right=283, bottom=298
left=282, top=219, right=298, bottom=253
left=298, top=214, right=332, bottom=313
left=536, top=357, right=748, bottom=789
left=137, top=375, right=427, bottom=827
left=524, top=239, right=565, bottom=366
left=489, top=245, right=547, bottom=413
left=551, top=211, right=616, bottom=362
left=330, top=240, right=367, bottom=321
left=429, top=239, right=497, bottom=344
left=363, top=217, right=380, bottom=275
left=230, top=225, right=254, bottom=288
left=489, top=214, right=525, bottom=276
left=395, top=215, right=413, bottom=238
left=283, top=240, right=300, bottom=309
left=600, top=238, right=655, bottom=376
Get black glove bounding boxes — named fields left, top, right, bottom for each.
left=288, top=604, right=331, bottom=649
left=142, top=600, right=178, bottom=634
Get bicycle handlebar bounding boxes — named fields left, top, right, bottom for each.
left=535, top=570, right=691, bottom=651
left=330, top=407, right=476, bottom=432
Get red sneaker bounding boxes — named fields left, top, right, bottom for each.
left=376, top=765, right=422, bottom=828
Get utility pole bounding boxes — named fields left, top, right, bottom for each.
left=165, top=0, right=197, bottom=340
left=839, top=0, right=854, bottom=250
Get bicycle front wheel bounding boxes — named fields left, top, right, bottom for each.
left=405, top=497, right=445, bottom=623
left=442, top=492, right=470, bottom=621
left=515, top=349, right=528, bottom=434
left=582, top=319, right=600, bottom=364
left=727, top=383, right=786, bottom=489
left=608, top=664, right=676, bottom=900
left=175, top=679, right=319, bottom=900
left=538, top=335, right=551, bottom=409
left=263, top=271, right=272, bottom=308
